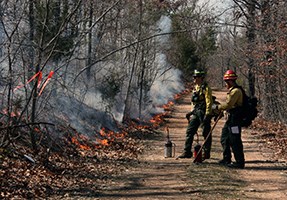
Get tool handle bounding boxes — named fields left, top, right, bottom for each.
left=193, top=111, right=223, bottom=163
left=166, top=126, right=170, bottom=141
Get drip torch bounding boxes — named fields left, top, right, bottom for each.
left=164, top=126, right=176, bottom=158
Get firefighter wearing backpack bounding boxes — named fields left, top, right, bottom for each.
left=215, top=70, right=245, bottom=169
left=177, top=69, right=213, bottom=159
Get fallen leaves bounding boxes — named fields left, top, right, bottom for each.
left=251, top=118, right=287, bottom=159
left=0, top=124, right=151, bottom=199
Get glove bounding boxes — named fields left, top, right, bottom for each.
left=212, top=104, right=218, bottom=110
left=186, top=111, right=193, bottom=121
left=211, top=102, right=222, bottom=122
left=212, top=103, right=221, bottom=115
left=213, top=112, right=223, bottom=122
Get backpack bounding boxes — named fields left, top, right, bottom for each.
left=234, top=86, right=258, bottom=127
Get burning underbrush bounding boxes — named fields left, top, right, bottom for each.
left=0, top=123, right=149, bottom=199
left=0, top=87, right=192, bottom=199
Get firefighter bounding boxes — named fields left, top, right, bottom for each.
left=215, top=69, right=245, bottom=169
left=177, top=69, right=213, bottom=159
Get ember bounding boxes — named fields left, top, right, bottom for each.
left=96, top=127, right=126, bottom=146
left=71, top=133, right=91, bottom=150
left=162, top=101, right=174, bottom=111
left=149, top=113, right=166, bottom=128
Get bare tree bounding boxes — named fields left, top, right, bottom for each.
left=256, top=0, right=287, bottom=122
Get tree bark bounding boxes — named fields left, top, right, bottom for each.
left=29, top=0, right=37, bottom=151
left=246, top=0, right=256, bottom=97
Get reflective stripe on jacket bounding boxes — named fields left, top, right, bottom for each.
left=193, top=83, right=213, bottom=116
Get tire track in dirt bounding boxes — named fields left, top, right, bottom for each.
left=95, top=89, right=287, bottom=200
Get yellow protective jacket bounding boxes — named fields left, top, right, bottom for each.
left=192, top=83, right=213, bottom=116
left=218, top=86, right=243, bottom=111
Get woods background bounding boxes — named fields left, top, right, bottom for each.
left=0, top=0, right=286, bottom=150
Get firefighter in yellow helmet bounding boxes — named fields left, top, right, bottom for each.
left=216, top=69, right=245, bottom=169
left=177, top=69, right=213, bottom=159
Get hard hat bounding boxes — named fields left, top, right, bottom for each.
left=223, top=70, right=237, bottom=81
left=193, top=69, right=205, bottom=77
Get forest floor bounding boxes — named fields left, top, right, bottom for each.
left=83, top=88, right=287, bottom=200
left=2, top=89, right=287, bottom=199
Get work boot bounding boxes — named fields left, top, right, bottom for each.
left=227, top=162, right=245, bottom=169
left=218, top=159, right=231, bottom=165
left=176, top=152, right=192, bottom=159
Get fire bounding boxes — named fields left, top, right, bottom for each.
left=173, top=94, right=181, bottom=100
left=70, top=133, right=91, bottom=150
left=67, top=127, right=128, bottom=151
left=98, top=139, right=109, bottom=146
left=126, top=118, right=151, bottom=130
left=174, top=88, right=192, bottom=100
left=96, top=127, right=127, bottom=146
left=99, top=127, right=113, bottom=137
left=148, top=88, right=192, bottom=128
left=149, top=113, right=165, bottom=128
left=68, top=87, right=191, bottom=150
left=162, top=101, right=174, bottom=111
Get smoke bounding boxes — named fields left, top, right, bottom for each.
left=48, top=15, right=184, bottom=133
left=50, top=95, right=119, bottom=136
left=150, top=53, right=184, bottom=108
left=149, top=15, right=184, bottom=112
left=156, top=15, right=172, bottom=47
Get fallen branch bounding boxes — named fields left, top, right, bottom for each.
left=0, top=122, right=55, bottom=130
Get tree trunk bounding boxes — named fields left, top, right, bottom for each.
left=29, top=0, right=37, bottom=151
left=86, top=1, right=93, bottom=79
left=246, top=0, right=256, bottom=97
left=138, top=59, right=145, bottom=119
left=122, top=0, right=143, bottom=123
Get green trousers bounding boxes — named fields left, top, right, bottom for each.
left=184, top=110, right=211, bottom=156
left=220, top=121, right=245, bottom=164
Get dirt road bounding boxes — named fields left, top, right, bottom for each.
left=96, top=89, right=287, bottom=200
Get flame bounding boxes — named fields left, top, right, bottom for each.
left=96, top=127, right=127, bottom=147
left=67, top=87, right=191, bottom=150
left=162, top=101, right=174, bottom=111
left=70, top=133, right=91, bottom=150
left=174, top=88, right=192, bottom=100
left=67, top=127, right=128, bottom=150
left=148, top=88, right=193, bottom=128
left=149, top=113, right=166, bottom=128
left=174, top=94, right=181, bottom=100
left=96, top=138, right=109, bottom=146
